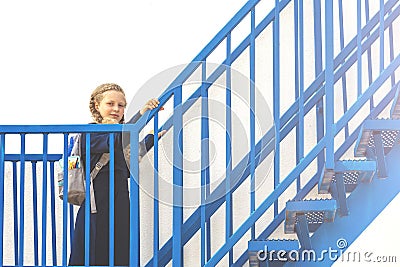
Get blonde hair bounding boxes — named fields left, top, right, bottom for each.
left=89, top=83, right=126, bottom=123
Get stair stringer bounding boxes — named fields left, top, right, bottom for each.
left=284, top=144, right=400, bottom=267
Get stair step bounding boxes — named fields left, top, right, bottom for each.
left=390, top=83, right=400, bottom=119
left=285, top=199, right=336, bottom=234
left=354, top=119, right=400, bottom=157
left=248, top=239, right=299, bottom=265
left=318, top=160, right=376, bottom=194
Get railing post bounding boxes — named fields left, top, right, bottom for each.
left=62, top=134, right=69, bottom=267
left=295, top=0, right=305, bottom=192
left=364, top=0, right=375, bottom=111
left=49, top=161, right=57, bottom=266
left=273, top=0, right=281, bottom=217
left=129, top=126, right=140, bottom=267
left=338, top=0, right=350, bottom=136
left=173, top=86, right=183, bottom=267
left=109, top=133, right=115, bottom=267
left=325, top=0, right=335, bottom=170
left=84, top=133, right=91, bottom=267
left=32, top=162, right=39, bottom=265
left=201, top=61, right=210, bottom=266
left=357, top=0, right=363, bottom=97
left=314, top=0, right=326, bottom=175
left=0, top=134, right=5, bottom=267
left=153, top=114, right=160, bottom=267
left=19, top=134, right=26, bottom=266
left=12, top=161, right=18, bottom=265
left=380, top=0, right=385, bottom=72
left=250, top=6, right=256, bottom=240
left=225, top=33, right=233, bottom=267
left=41, top=134, right=48, bottom=267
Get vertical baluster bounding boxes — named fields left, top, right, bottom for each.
left=357, top=0, right=363, bottom=97
left=388, top=7, right=396, bottom=86
left=314, top=0, right=326, bottom=176
left=364, top=0, right=375, bottom=110
left=19, top=134, right=26, bottom=266
left=273, top=0, right=281, bottom=217
left=129, top=126, right=140, bottom=267
left=295, top=0, right=300, bottom=192
left=84, top=133, right=91, bottom=267
left=225, top=32, right=233, bottom=267
left=0, top=134, right=5, bottom=267
left=250, top=6, right=256, bottom=239
left=299, top=0, right=305, bottom=190
left=173, top=86, right=183, bottom=267
left=49, top=162, right=57, bottom=266
left=295, top=0, right=305, bottom=192
left=379, top=0, right=385, bottom=72
left=338, top=0, right=350, bottom=136
left=69, top=204, right=74, bottom=250
left=204, top=62, right=212, bottom=262
left=12, top=161, right=19, bottom=265
left=41, top=134, right=49, bottom=266
left=109, top=133, right=115, bottom=267
left=62, top=133, right=69, bottom=267
left=153, top=114, right=160, bottom=267
left=325, top=0, right=335, bottom=170
left=201, top=61, right=209, bottom=266
left=32, top=161, right=39, bottom=266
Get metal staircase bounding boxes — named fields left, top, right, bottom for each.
left=248, top=84, right=400, bottom=266
left=138, top=0, right=400, bottom=265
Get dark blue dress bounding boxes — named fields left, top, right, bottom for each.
left=69, top=112, right=153, bottom=266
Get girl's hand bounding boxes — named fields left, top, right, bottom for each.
left=154, top=129, right=167, bottom=138
left=102, top=118, right=119, bottom=124
left=149, top=129, right=167, bottom=138
left=140, top=98, right=163, bottom=115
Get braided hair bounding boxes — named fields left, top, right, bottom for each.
left=89, top=83, right=126, bottom=123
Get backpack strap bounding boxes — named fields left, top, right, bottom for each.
left=89, top=153, right=110, bottom=213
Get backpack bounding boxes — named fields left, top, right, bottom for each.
left=57, top=134, right=110, bottom=214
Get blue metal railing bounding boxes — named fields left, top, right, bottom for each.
left=0, top=124, right=142, bottom=267
left=1, top=0, right=400, bottom=266
left=137, top=0, right=399, bottom=265
left=2, top=152, right=64, bottom=266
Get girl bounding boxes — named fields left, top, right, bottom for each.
left=69, top=83, right=164, bottom=266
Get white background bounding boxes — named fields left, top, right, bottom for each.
left=0, top=0, right=247, bottom=124
left=0, top=1, right=399, bottom=266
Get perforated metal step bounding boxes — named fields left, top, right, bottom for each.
left=318, top=160, right=376, bottom=193
left=285, top=199, right=337, bottom=234
left=354, top=119, right=400, bottom=157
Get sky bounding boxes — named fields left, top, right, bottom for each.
left=0, top=0, right=247, bottom=125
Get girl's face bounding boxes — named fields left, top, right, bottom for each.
left=95, top=90, right=126, bottom=123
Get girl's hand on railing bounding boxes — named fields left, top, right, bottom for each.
left=150, top=129, right=167, bottom=138
left=140, top=98, right=164, bottom=115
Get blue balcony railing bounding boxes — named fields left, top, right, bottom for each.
left=0, top=124, right=143, bottom=266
